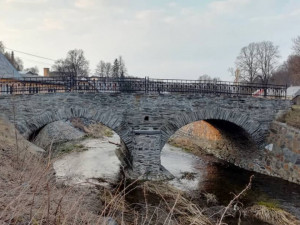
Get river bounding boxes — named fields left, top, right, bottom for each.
left=53, top=133, right=300, bottom=221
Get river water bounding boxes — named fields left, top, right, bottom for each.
left=53, top=133, right=300, bottom=220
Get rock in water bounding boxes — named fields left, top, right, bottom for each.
left=33, top=120, right=84, bottom=149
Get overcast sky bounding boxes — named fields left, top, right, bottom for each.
left=0, top=0, right=299, bottom=80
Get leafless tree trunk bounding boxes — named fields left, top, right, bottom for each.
left=235, top=42, right=259, bottom=83
left=292, top=36, right=300, bottom=55
left=95, top=60, right=106, bottom=77
left=52, top=49, right=89, bottom=78
left=256, top=41, right=280, bottom=85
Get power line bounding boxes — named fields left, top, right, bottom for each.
left=19, top=56, right=53, bottom=66
left=4, top=46, right=56, bottom=61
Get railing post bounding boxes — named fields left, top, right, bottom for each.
left=144, top=76, right=149, bottom=94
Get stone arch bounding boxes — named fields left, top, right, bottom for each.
left=160, top=107, right=266, bottom=150
left=20, top=105, right=133, bottom=150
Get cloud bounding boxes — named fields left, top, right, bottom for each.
left=1, top=0, right=300, bottom=80
left=74, top=0, right=95, bottom=9
left=135, top=9, right=164, bottom=20
left=208, top=0, right=251, bottom=13
left=5, top=0, right=47, bottom=3
left=38, top=18, right=64, bottom=31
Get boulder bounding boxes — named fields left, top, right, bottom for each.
left=33, top=121, right=84, bottom=150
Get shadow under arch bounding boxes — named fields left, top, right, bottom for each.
left=20, top=105, right=133, bottom=151
left=160, top=107, right=266, bottom=151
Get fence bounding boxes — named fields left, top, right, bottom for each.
left=0, top=76, right=287, bottom=98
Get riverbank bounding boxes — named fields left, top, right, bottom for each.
left=1, top=115, right=299, bottom=225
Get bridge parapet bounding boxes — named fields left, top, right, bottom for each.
left=0, top=92, right=291, bottom=180
left=0, top=76, right=287, bottom=99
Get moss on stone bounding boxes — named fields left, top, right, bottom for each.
left=54, top=141, right=88, bottom=155
left=257, top=200, right=280, bottom=209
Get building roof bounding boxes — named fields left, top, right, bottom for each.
left=19, top=71, right=38, bottom=76
left=287, top=86, right=300, bottom=97
left=294, top=89, right=300, bottom=97
left=0, top=52, right=23, bottom=79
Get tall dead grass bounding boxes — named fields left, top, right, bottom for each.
left=1, top=112, right=299, bottom=225
left=0, top=114, right=213, bottom=225
left=245, top=205, right=300, bottom=225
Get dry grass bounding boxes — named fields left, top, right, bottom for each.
left=0, top=115, right=213, bottom=225
left=94, top=180, right=213, bottom=225
left=245, top=205, right=300, bottom=225
left=86, top=123, right=114, bottom=138
left=70, top=118, right=114, bottom=138
left=0, top=117, right=103, bottom=224
left=277, top=105, right=300, bottom=129
left=141, top=182, right=212, bottom=225
left=1, top=114, right=299, bottom=225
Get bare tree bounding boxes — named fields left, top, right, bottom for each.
left=292, top=36, right=300, bottom=55
left=95, top=56, right=127, bottom=78
left=287, top=54, right=300, bottom=85
left=52, top=49, right=89, bottom=78
left=198, top=74, right=212, bottom=81
left=255, top=41, right=280, bottom=85
left=235, top=43, right=259, bottom=83
left=24, top=66, right=39, bottom=75
left=198, top=74, right=220, bottom=83
left=95, top=60, right=106, bottom=77
left=271, top=55, right=300, bottom=86
left=105, top=62, right=112, bottom=77
left=270, top=63, right=289, bottom=85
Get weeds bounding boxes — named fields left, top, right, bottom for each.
left=257, top=200, right=280, bottom=209
left=277, top=105, right=300, bottom=129
left=180, top=172, right=197, bottom=180
left=54, top=141, right=88, bottom=155
left=245, top=205, right=299, bottom=225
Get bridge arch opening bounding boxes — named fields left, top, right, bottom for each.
left=161, top=117, right=260, bottom=176
left=27, top=117, right=133, bottom=184
left=167, top=119, right=257, bottom=152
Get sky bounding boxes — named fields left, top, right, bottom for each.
left=0, top=0, right=299, bottom=81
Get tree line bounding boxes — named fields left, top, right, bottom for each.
left=0, top=41, right=128, bottom=78
left=232, top=37, right=300, bottom=86
left=52, top=49, right=127, bottom=79
left=0, top=41, right=24, bottom=71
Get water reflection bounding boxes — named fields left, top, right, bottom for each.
left=54, top=134, right=300, bottom=219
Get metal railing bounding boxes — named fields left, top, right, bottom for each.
left=0, top=76, right=287, bottom=98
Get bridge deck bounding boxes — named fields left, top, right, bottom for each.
left=0, top=76, right=287, bottom=98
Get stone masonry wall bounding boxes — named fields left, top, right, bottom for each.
left=0, top=93, right=291, bottom=180
left=170, top=121, right=300, bottom=184
left=265, top=122, right=300, bottom=184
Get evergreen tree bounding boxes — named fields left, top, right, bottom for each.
left=118, top=56, right=127, bottom=78
left=112, top=59, right=119, bottom=78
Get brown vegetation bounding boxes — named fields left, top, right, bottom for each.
left=1, top=114, right=300, bottom=225
left=277, top=105, right=300, bottom=129
left=271, top=55, right=300, bottom=86
left=70, top=118, right=114, bottom=138
left=245, top=205, right=300, bottom=225
left=0, top=116, right=105, bottom=224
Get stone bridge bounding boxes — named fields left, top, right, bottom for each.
left=0, top=93, right=291, bottom=180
